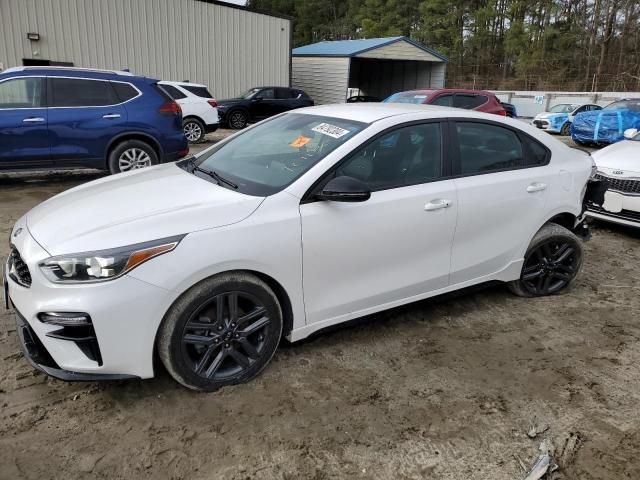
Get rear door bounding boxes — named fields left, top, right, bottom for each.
left=449, top=120, right=552, bottom=284
left=0, top=76, right=51, bottom=168
left=250, top=88, right=276, bottom=120
left=47, top=77, right=128, bottom=167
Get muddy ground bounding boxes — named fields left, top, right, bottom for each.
left=1, top=132, right=639, bottom=480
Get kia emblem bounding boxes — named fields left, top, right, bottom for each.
left=612, top=170, right=624, bottom=175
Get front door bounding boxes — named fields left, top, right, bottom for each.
left=250, top=88, right=276, bottom=120
left=0, top=76, right=51, bottom=168
left=47, top=76, right=127, bottom=167
left=300, top=121, right=458, bottom=324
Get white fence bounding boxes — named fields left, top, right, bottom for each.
left=491, top=91, right=640, bottom=118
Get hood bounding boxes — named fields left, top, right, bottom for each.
left=217, top=98, right=246, bottom=108
left=26, top=163, right=264, bottom=255
left=592, top=140, right=640, bottom=174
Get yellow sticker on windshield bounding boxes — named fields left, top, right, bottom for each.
left=289, top=135, right=311, bottom=148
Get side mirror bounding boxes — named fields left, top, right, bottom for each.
left=623, top=128, right=638, bottom=140
left=316, top=176, right=371, bottom=202
left=252, top=96, right=263, bottom=102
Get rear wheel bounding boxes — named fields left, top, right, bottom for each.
left=108, top=140, right=158, bottom=174
left=228, top=110, right=248, bottom=129
left=183, top=118, right=206, bottom=143
left=158, top=272, right=283, bottom=391
left=560, top=122, right=571, bottom=136
left=508, top=223, right=583, bottom=297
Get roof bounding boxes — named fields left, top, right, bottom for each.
left=1, top=66, right=133, bottom=76
left=292, top=103, right=498, bottom=124
left=195, top=0, right=293, bottom=21
left=292, top=36, right=448, bottom=61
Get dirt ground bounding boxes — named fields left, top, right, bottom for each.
left=1, top=132, right=639, bottom=480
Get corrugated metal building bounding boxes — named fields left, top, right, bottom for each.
left=0, top=0, right=291, bottom=99
left=292, top=37, right=447, bottom=104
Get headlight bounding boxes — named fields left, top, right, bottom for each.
left=39, top=235, right=184, bottom=283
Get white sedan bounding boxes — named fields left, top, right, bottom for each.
left=587, top=128, right=640, bottom=227
left=5, top=104, right=598, bottom=391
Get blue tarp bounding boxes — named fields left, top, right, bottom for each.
left=570, top=109, right=640, bottom=144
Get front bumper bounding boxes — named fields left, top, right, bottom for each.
left=586, top=191, right=640, bottom=227
left=5, top=226, right=175, bottom=380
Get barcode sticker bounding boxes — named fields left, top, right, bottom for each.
left=311, top=123, right=350, bottom=139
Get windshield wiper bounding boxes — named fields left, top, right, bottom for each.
left=188, top=158, right=238, bottom=189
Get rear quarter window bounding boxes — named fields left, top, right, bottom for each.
left=161, top=84, right=187, bottom=100
left=182, top=85, right=213, bottom=98
left=111, top=82, right=139, bottom=102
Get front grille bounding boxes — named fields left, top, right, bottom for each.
left=8, top=247, right=32, bottom=287
left=588, top=205, right=640, bottom=223
left=595, top=173, right=640, bottom=195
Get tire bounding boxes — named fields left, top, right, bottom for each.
left=573, top=139, right=589, bottom=147
left=183, top=118, right=206, bottom=143
left=108, top=139, right=158, bottom=174
left=508, top=223, right=583, bottom=297
left=560, top=122, right=571, bottom=136
left=157, top=272, right=283, bottom=392
left=227, top=110, right=248, bottom=129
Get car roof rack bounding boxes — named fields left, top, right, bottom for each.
left=1, top=66, right=134, bottom=76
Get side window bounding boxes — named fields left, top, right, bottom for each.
left=455, top=122, right=524, bottom=174
left=574, top=106, right=586, bottom=114
left=275, top=88, right=293, bottom=99
left=182, top=85, right=213, bottom=98
left=111, top=82, right=139, bottom=102
left=522, top=135, right=549, bottom=166
left=258, top=88, right=275, bottom=99
left=161, top=84, right=187, bottom=100
left=336, top=123, right=442, bottom=191
left=0, top=77, right=44, bottom=108
left=50, top=78, right=117, bottom=107
left=454, top=94, right=487, bottom=109
left=430, top=94, right=453, bottom=107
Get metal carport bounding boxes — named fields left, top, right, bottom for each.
left=292, top=36, right=447, bottom=105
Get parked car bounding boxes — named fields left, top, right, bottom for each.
left=500, top=101, right=517, bottom=118
left=586, top=128, right=640, bottom=227
left=533, top=103, right=602, bottom=136
left=383, top=88, right=506, bottom=116
left=571, top=99, right=640, bottom=146
left=217, top=86, right=314, bottom=129
left=159, top=80, right=219, bottom=144
left=347, top=95, right=380, bottom=103
left=0, top=66, right=188, bottom=174
left=6, top=104, right=603, bottom=391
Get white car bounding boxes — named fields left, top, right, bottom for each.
left=160, top=81, right=219, bottom=143
left=5, top=104, right=600, bottom=391
left=532, top=103, right=602, bottom=135
left=587, top=128, right=640, bottom=227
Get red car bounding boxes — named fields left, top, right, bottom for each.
left=384, top=88, right=506, bottom=116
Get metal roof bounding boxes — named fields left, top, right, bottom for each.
left=292, top=36, right=448, bottom=61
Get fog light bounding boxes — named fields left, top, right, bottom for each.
left=38, top=312, right=91, bottom=326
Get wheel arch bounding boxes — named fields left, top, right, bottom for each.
left=105, top=132, right=163, bottom=169
left=183, top=114, right=206, bottom=124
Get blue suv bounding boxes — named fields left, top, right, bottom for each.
left=0, top=67, right=188, bottom=174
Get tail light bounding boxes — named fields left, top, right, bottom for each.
left=496, top=110, right=507, bottom=116
left=158, top=101, right=182, bottom=116
left=207, top=99, right=218, bottom=108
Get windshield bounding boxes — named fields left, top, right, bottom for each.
left=549, top=104, right=577, bottom=113
left=384, top=92, right=431, bottom=104
left=239, top=88, right=261, bottom=99
left=605, top=100, right=640, bottom=112
left=191, top=113, right=367, bottom=196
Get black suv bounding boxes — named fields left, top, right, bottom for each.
left=217, top=87, right=314, bottom=129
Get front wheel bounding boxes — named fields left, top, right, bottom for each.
left=157, top=272, right=283, bottom=392
left=560, top=122, right=571, bottom=136
left=508, top=223, right=583, bottom=297
left=227, top=110, right=248, bottom=129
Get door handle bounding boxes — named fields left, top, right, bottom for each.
left=102, top=113, right=121, bottom=119
left=526, top=182, right=547, bottom=193
left=424, top=199, right=452, bottom=211
left=22, top=117, right=45, bottom=123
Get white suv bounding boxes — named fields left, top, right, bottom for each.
left=160, top=81, right=219, bottom=143
left=5, top=104, right=604, bottom=391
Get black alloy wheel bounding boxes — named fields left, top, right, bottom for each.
left=520, top=239, right=579, bottom=295
left=158, top=272, right=283, bottom=391
left=181, top=292, right=271, bottom=380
